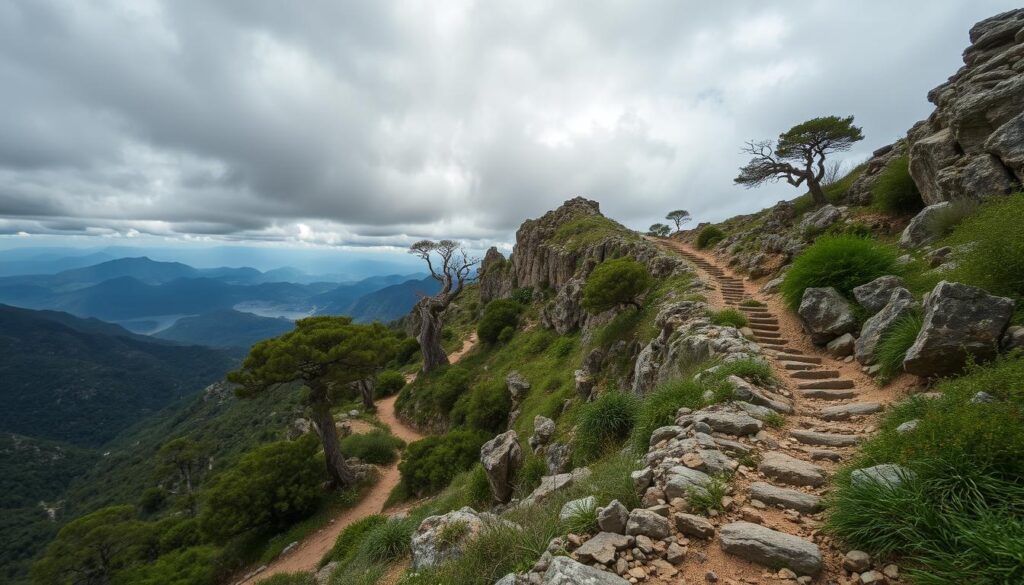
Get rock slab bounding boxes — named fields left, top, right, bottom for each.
left=719, top=521, right=823, bottom=576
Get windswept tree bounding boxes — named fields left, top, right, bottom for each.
left=735, top=115, right=864, bottom=207
left=157, top=438, right=204, bottom=515
left=665, top=210, right=691, bottom=232
left=227, top=317, right=397, bottom=488
left=408, top=239, right=479, bottom=372
left=647, top=223, right=671, bottom=237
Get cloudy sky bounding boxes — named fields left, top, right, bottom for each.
left=0, top=0, right=1016, bottom=253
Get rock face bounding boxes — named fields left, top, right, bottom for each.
left=799, top=204, right=843, bottom=235
left=855, top=288, right=919, bottom=365
left=903, top=281, right=1014, bottom=376
left=480, top=431, right=523, bottom=503
left=900, top=202, right=952, bottom=248
left=411, top=507, right=497, bottom=569
left=798, top=287, right=857, bottom=345
left=597, top=500, right=629, bottom=534
left=719, top=522, right=823, bottom=576
left=853, top=275, right=909, bottom=315
left=905, top=9, right=1024, bottom=204
left=479, top=246, right=515, bottom=303
left=542, top=555, right=630, bottom=585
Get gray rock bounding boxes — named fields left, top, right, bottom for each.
left=523, top=468, right=591, bottom=506
left=507, top=371, right=532, bottom=402
left=909, top=132, right=961, bottom=207
left=560, top=496, right=596, bottom=522
left=843, top=550, right=872, bottom=573
left=663, top=466, right=713, bottom=500
left=970, top=391, right=997, bottom=403
left=798, top=287, right=858, bottom=345
left=1002, top=325, right=1024, bottom=352
left=896, top=419, right=920, bottom=434
left=728, top=375, right=793, bottom=414
left=481, top=431, right=523, bottom=503
left=673, top=512, right=715, bottom=539
left=851, top=464, right=916, bottom=489
left=314, top=561, right=338, bottom=585
left=494, top=574, right=518, bottom=585
left=826, top=333, right=856, bottom=357
left=697, top=449, right=739, bottom=474
left=574, top=531, right=631, bottom=565
left=412, top=507, right=497, bottom=569
left=762, top=275, right=785, bottom=295
left=530, top=415, right=556, bottom=452
left=800, top=204, right=843, bottom=235
left=853, top=275, right=909, bottom=314
left=625, top=508, right=671, bottom=540
left=691, top=411, right=762, bottom=436
left=790, top=430, right=860, bottom=447
left=819, top=402, right=883, bottom=421
left=903, top=281, right=1015, bottom=376
left=758, top=452, right=827, bottom=487
left=630, top=468, right=653, bottom=492
left=597, top=500, right=629, bottom=534
left=987, top=111, right=1024, bottom=181
left=542, top=555, right=629, bottom=584
left=719, top=522, right=822, bottom=576
left=649, top=425, right=684, bottom=446
left=732, top=401, right=776, bottom=421
left=855, top=288, right=918, bottom=365
left=749, top=482, right=822, bottom=514
left=545, top=442, right=572, bottom=475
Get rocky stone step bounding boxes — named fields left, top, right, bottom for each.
left=797, top=379, right=855, bottom=390
left=719, top=522, right=823, bottom=577
left=800, top=388, right=857, bottom=400
left=756, top=338, right=789, bottom=347
left=818, top=402, right=883, bottom=421
left=753, top=330, right=782, bottom=339
left=749, top=323, right=780, bottom=331
left=739, top=306, right=769, bottom=312
left=781, top=361, right=817, bottom=370
left=776, top=354, right=822, bottom=364
left=758, top=452, right=828, bottom=487
left=790, top=429, right=861, bottom=447
left=789, top=369, right=839, bottom=380
left=748, top=482, right=823, bottom=513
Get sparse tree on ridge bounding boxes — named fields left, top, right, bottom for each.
left=665, top=210, right=691, bottom=232
left=647, top=223, right=671, bottom=237
left=735, top=115, right=864, bottom=207
left=408, top=239, right=479, bottom=372
left=227, top=316, right=397, bottom=488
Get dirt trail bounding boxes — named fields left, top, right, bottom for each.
left=653, top=239, right=913, bottom=582
left=241, top=334, right=477, bottom=584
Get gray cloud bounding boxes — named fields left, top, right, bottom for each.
left=0, top=0, right=1017, bottom=248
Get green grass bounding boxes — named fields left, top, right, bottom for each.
left=630, top=378, right=706, bottom=452
left=561, top=498, right=599, bottom=535
left=872, top=155, right=923, bottom=214
left=764, top=412, right=785, bottom=428
left=514, top=455, right=548, bottom=499
left=923, top=199, right=978, bottom=241
left=358, top=517, right=416, bottom=563
left=875, top=312, right=923, bottom=383
left=696, top=225, right=726, bottom=249
left=339, top=430, right=405, bottom=465
left=320, top=515, right=387, bottom=568
left=573, top=391, right=639, bottom=464
left=710, top=358, right=778, bottom=388
left=781, top=235, right=898, bottom=311
left=826, top=354, right=1024, bottom=583
left=947, top=194, right=1024, bottom=302
left=709, top=309, right=748, bottom=328
left=739, top=299, right=766, bottom=308
left=687, top=474, right=730, bottom=514
left=551, top=215, right=639, bottom=253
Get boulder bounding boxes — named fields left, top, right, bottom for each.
left=903, top=281, right=1014, bottom=376
left=545, top=442, right=572, bottom=475
left=798, top=287, right=858, bottom=345
left=719, top=522, right=823, bottom=576
left=826, top=333, right=856, bottom=358
left=691, top=411, right=762, bottom=437
left=851, top=464, right=916, bottom=489
left=987, top=111, right=1024, bottom=181
left=908, top=131, right=962, bottom=205
left=542, top=556, right=629, bottom=584
left=799, top=204, right=843, bottom=235
left=852, top=275, right=909, bottom=314
left=314, top=561, right=338, bottom=585
left=523, top=468, right=591, bottom=506
left=573, top=532, right=631, bottom=565
left=597, top=500, right=629, bottom=534
left=900, top=202, right=951, bottom=248
left=506, top=371, right=532, bottom=402
left=625, top=509, right=671, bottom=540
left=480, top=431, right=523, bottom=503
left=412, top=507, right=497, bottom=569
left=1002, top=325, right=1024, bottom=352
left=819, top=402, right=882, bottom=421
left=529, top=415, right=556, bottom=452
left=854, top=288, right=919, bottom=365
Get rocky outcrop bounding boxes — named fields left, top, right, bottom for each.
left=797, top=287, right=857, bottom=345
left=845, top=143, right=905, bottom=206
left=529, top=415, right=556, bottom=452
left=799, top=204, right=843, bottom=235
left=903, top=281, right=1014, bottom=376
left=479, top=246, right=515, bottom=303
left=854, top=288, right=918, bottom=365
left=411, top=508, right=505, bottom=569
left=906, top=9, right=1024, bottom=203
left=480, top=431, right=523, bottom=503
left=852, top=275, right=909, bottom=315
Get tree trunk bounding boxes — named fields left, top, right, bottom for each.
left=311, top=402, right=356, bottom=488
left=357, top=379, right=376, bottom=411
left=807, top=177, right=827, bottom=206
left=417, top=302, right=449, bottom=372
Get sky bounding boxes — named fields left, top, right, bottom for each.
left=0, top=0, right=1018, bottom=258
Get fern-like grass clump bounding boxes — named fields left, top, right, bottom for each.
left=781, top=236, right=898, bottom=311
left=709, top=308, right=748, bottom=328
left=874, top=312, right=923, bottom=383
left=573, top=392, right=639, bottom=464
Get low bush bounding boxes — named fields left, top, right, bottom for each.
left=696, top=225, right=725, bottom=249
left=709, top=308, right=748, bottom=328
left=874, top=312, right=923, bottom=383
left=739, top=299, right=765, bottom=307
left=573, top=392, right=639, bottom=464
left=948, top=194, right=1024, bottom=301
left=582, top=257, right=652, bottom=313
left=465, top=464, right=494, bottom=507
left=781, top=235, right=898, bottom=311
left=395, top=337, right=421, bottom=365
left=710, top=358, right=777, bottom=388
left=478, top=299, right=522, bottom=344
left=357, top=517, right=415, bottom=563
left=399, top=430, right=490, bottom=497
left=510, top=287, right=534, bottom=305
left=872, top=155, right=923, bottom=214
left=453, top=380, right=512, bottom=433
left=339, top=430, right=405, bottom=465
left=375, top=370, right=406, bottom=396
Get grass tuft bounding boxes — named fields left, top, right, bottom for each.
left=687, top=475, right=730, bottom=515
left=781, top=235, right=898, bottom=311
left=875, top=312, right=923, bottom=383
left=573, top=392, right=639, bottom=464
left=709, top=309, right=748, bottom=328
left=872, top=155, right=923, bottom=214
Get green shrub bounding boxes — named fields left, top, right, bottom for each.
left=340, top=430, right=405, bottom=465
left=321, top=515, right=386, bottom=568
left=948, top=194, right=1024, bottom=300
left=415, top=366, right=472, bottom=415
left=466, top=464, right=494, bottom=507
left=478, top=299, right=522, bottom=344
left=116, top=545, right=220, bottom=585
left=710, top=358, right=777, bottom=387
left=696, top=225, right=725, bottom=249
left=510, top=287, right=534, bottom=305
left=498, top=326, right=515, bottom=343
left=399, top=430, right=490, bottom=496
left=875, top=312, right=923, bottom=383
left=199, top=435, right=323, bottom=542
left=358, top=517, right=415, bottom=563
left=764, top=413, right=785, bottom=428
left=781, top=235, right=898, bottom=311
left=375, top=370, right=406, bottom=396
left=261, top=575, right=315, bottom=585
left=549, top=337, right=575, bottom=358
left=872, top=155, right=923, bottom=214
left=457, top=380, right=512, bottom=433
left=524, top=331, right=555, bottom=355
left=395, top=337, right=421, bottom=365
left=574, top=392, right=639, bottom=464
left=709, top=308, right=748, bottom=328
left=582, top=257, right=652, bottom=313
left=630, top=378, right=705, bottom=452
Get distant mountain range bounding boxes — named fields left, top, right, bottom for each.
left=155, top=309, right=295, bottom=348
